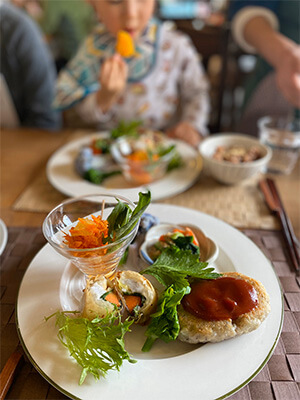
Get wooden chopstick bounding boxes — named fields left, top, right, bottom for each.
left=259, top=179, right=300, bottom=273
left=266, top=178, right=300, bottom=271
left=0, top=344, right=23, bottom=400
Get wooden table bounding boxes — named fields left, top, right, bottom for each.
left=1, top=128, right=300, bottom=400
left=1, top=128, right=299, bottom=237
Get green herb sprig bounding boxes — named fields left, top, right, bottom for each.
left=46, top=311, right=136, bottom=385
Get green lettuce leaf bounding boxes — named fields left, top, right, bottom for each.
left=110, top=120, right=142, bottom=139
left=46, top=311, right=136, bottom=385
left=142, top=286, right=187, bottom=352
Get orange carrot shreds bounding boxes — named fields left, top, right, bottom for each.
left=116, top=30, right=135, bottom=58
left=63, top=215, right=109, bottom=249
left=124, top=294, right=142, bottom=313
left=126, top=150, right=149, bottom=162
left=159, top=234, right=168, bottom=242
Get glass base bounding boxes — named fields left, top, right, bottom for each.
left=60, top=262, right=87, bottom=312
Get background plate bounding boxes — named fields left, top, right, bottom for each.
left=0, top=219, right=8, bottom=256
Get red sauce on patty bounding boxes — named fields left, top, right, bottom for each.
left=182, top=277, right=258, bottom=321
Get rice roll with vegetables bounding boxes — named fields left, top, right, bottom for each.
left=82, top=271, right=157, bottom=324
left=114, top=270, right=158, bottom=324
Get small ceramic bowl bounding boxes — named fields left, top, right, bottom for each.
left=199, top=134, right=272, bottom=185
left=139, top=223, right=219, bottom=265
left=110, top=131, right=176, bottom=185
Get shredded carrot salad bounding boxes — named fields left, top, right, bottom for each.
left=63, top=215, right=109, bottom=249
left=127, top=150, right=159, bottom=163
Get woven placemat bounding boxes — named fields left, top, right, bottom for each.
left=13, top=169, right=279, bottom=231
left=1, top=226, right=299, bottom=399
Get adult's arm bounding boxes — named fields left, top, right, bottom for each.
left=229, top=1, right=300, bottom=107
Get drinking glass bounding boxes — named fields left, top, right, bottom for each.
left=258, top=115, right=300, bottom=174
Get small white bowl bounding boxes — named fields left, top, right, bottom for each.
left=199, top=134, right=272, bottom=185
left=139, top=223, right=219, bottom=265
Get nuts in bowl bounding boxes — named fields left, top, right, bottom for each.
left=110, top=131, right=176, bottom=185
left=199, top=134, right=272, bottom=185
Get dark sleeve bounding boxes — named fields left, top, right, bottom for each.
left=228, top=1, right=279, bottom=20
left=13, top=9, right=62, bottom=130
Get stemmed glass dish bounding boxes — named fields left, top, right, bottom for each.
left=42, top=194, right=140, bottom=278
left=111, top=131, right=176, bottom=185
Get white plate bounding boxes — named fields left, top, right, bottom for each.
left=46, top=133, right=202, bottom=202
left=0, top=219, right=8, bottom=256
left=16, top=204, right=283, bottom=400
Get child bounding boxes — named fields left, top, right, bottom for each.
left=55, top=0, right=210, bottom=147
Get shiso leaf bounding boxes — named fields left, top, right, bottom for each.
left=142, top=246, right=220, bottom=291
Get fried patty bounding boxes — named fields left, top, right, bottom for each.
left=178, top=272, right=270, bottom=344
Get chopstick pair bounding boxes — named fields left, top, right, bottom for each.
left=259, top=178, right=300, bottom=274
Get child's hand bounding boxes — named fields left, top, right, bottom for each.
left=166, top=122, right=203, bottom=147
left=96, top=54, right=128, bottom=112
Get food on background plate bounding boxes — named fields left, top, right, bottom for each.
left=111, top=131, right=177, bottom=185
left=74, top=121, right=183, bottom=185
left=212, top=145, right=263, bottom=163
left=83, top=270, right=158, bottom=324
left=178, top=271, right=270, bottom=343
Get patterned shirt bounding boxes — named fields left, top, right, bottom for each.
left=56, top=21, right=210, bottom=135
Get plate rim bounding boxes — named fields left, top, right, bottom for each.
left=0, top=218, right=8, bottom=256
left=16, top=205, right=283, bottom=400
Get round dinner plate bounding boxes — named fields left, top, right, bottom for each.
left=16, top=204, right=283, bottom=400
left=0, top=219, right=8, bottom=256
left=46, top=133, right=202, bottom=202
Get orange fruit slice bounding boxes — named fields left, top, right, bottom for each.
left=116, top=30, right=135, bottom=58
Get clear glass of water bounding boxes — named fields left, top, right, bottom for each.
left=258, top=115, right=300, bottom=174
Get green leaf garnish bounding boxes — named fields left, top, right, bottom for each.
left=93, top=138, right=111, bottom=154
left=143, top=247, right=220, bottom=291
left=172, top=235, right=200, bottom=255
left=107, top=200, right=133, bottom=239
left=112, top=191, right=151, bottom=241
left=84, top=168, right=121, bottom=184
left=167, top=150, right=183, bottom=172
left=110, top=120, right=142, bottom=139
left=157, top=144, right=176, bottom=157
left=142, top=286, right=187, bottom=352
left=46, top=311, right=136, bottom=385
